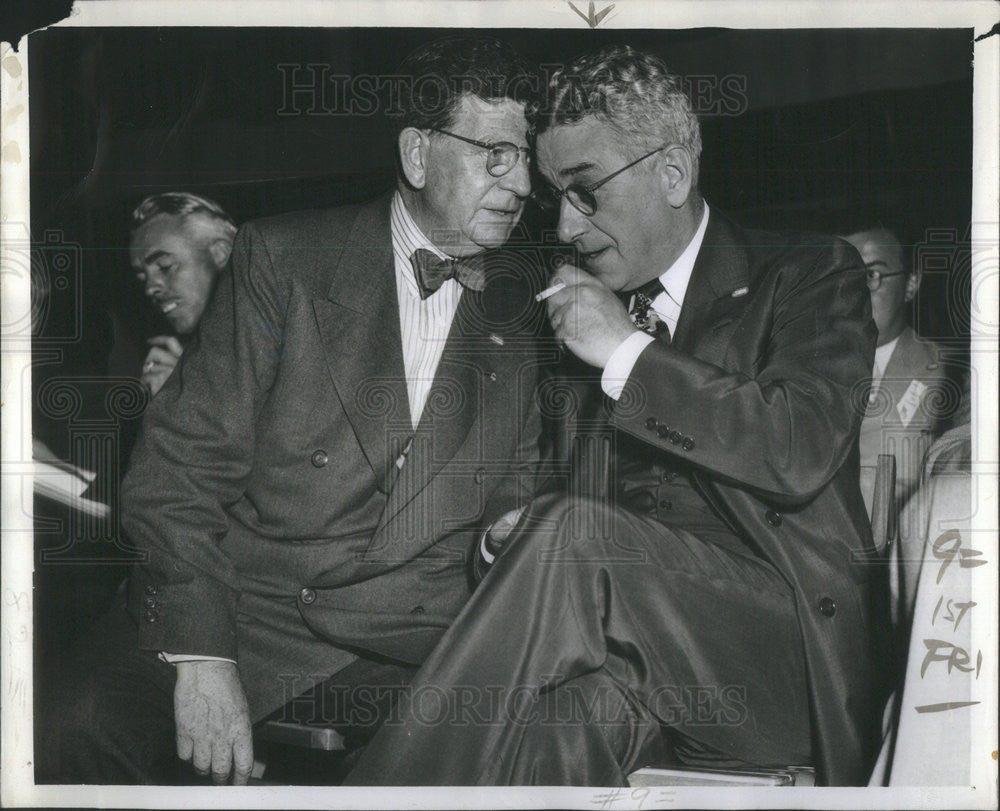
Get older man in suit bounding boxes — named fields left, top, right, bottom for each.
left=37, top=36, right=545, bottom=785
left=347, top=45, right=887, bottom=787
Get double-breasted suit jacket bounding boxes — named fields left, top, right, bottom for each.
left=592, top=211, right=887, bottom=785
left=121, top=195, right=546, bottom=719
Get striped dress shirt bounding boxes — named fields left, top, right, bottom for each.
left=389, top=192, right=465, bottom=430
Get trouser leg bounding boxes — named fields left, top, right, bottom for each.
left=35, top=597, right=180, bottom=784
left=346, top=494, right=811, bottom=785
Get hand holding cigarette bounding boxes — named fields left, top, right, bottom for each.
left=535, top=282, right=566, bottom=302
left=541, top=265, right=639, bottom=369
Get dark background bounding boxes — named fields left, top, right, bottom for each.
left=29, top=28, right=974, bottom=356
left=27, top=27, right=974, bottom=653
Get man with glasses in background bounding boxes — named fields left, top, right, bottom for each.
left=37, top=36, right=545, bottom=785
left=843, top=225, right=945, bottom=517
left=347, top=44, right=887, bottom=787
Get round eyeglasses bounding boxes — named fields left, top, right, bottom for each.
left=865, top=267, right=908, bottom=291
left=532, top=145, right=666, bottom=217
left=429, top=128, right=530, bottom=178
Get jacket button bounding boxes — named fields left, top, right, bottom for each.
left=144, top=584, right=157, bottom=596
left=657, top=425, right=670, bottom=438
left=410, top=605, right=425, bottom=615
left=311, top=449, right=329, bottom=468
left=819, top=597, right=837, bottom=617
left=681, top=437, right=695, bottom=451
left=300, top=588, right=317, bottom=605
left=668, top=430, right=682, bottom=445
left=144, top=596, right=157, bottom=609
left=144, top=609, right=158, bottom=623
left=473, top=467, right=486, bottom=484
left=646, top=417, right=658, bottom=431
left=765, top=510, right=782, bottom=527
left=658, top=499, right=672, bottom=510
left=488, top=371, right=498, bottom=382
left=661, top=471, right=672, bottom=482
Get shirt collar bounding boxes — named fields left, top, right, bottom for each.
left=874, top=335, right=900, bottom=378
left=657, top=202, right=710, bottom=310
left=390, top=192, right=451, bottom=299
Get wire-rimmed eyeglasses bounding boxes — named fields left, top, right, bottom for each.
left=532, top=145, right=667, bottom=217
left=428, top=128, right=530, bottom=178
left=865, top=267, right=908, bottom=291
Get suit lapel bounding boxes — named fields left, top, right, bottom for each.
left=379, top=256, right=520, bottom=529
left=312, top=196, right=412, bottom=492
left=672, top=210, right=751, bottom=366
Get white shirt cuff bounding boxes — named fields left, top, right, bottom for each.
left=159, top=652, right=237, bottom=665
left=601, top=332, right=656, bottom=400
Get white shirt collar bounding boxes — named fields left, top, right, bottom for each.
left=874, top=335, right=900, bottom=379
left=389, top=192, right=451, bottom=299
left=656, top=202, right=710, bottom=312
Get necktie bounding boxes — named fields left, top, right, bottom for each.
left=623, top=277, right=670, bottom=341
left=410, top=248, right=486, bottom=300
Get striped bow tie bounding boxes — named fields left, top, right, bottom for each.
left=410, top=249, right=487, bottom=300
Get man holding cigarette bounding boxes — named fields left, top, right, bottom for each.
left=348, top=45, right=887, bottom=787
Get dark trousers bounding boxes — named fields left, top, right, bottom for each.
left=35, top=595, right=414, bottom=784
left=345, top=493, right=812, bottom=785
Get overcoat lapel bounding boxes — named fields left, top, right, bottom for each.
left=672, top=211, right=751, bottom=366
left=311, top=197, right=412, bottom=493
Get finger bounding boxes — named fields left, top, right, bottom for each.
left=211, top=740, right=233, bottom=785
left=177, top=732, right=193, bottom=762
left=232, top=734, right=254, bottom=786
left=191, top=737, right=212, bottom=776
left=147, top=334, right=184, bottom=356
left=145, top=347, right=179, bottom=366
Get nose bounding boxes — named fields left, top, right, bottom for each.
left=557, top=196, right=590, bottom=245
left=499, top=154, right=532, bottom=199
left=144, top=269, right=164, bottom=298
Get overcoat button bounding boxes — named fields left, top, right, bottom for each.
left=681, top=437, right=695, bottom=451
left=819, top=597, right=837, bottom=617
left=300, top=588, right=317, bottom=605
left=668, top=430, right=683, bottom=445
left=661, top=471, right=672, bottom=482
left=311, top=449, right=329, bottom=468
left=658, top=499, right=672, bottom=510
left=646, top=417, right=658, bottom=431
left=144, top=597, right=157, bottom=609
left=488, top=372, right=498, bottom=382
left=765, top=510, right=783, bottom=527
left=657, top=425, right=670, bottom=438
left=144, top=584, right=157, bottom=596
left=474, top=468, right=486, bottom=484
left=144, top=609, right=158, bottom=623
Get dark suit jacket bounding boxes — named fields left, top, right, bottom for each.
left=606, top=210, right=886, bottom=785
left=121, top=195, right=545, bottom=717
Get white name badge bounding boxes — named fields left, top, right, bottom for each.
left=897, top=379, right=929, bottom=427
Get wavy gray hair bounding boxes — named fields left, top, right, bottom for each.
left=531, top=45, right=701, bottom=181
left=131, top=192, right=237, bottom=245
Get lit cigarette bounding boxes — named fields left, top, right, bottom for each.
left=535, top=282, right=566, bottom=302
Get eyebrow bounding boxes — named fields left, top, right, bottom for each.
left=864, top=260, right=890, bottom=269
left=557, top=161, right=598, bottom=179
left=137, top=249, right=171, bottom=267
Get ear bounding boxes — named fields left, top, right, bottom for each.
left=904, top=270, right=920, bottom=302
left=398, top=127, right=430, bottom=190
left=658, top=145, right=694, bottom=209
left=208, top=237, right=233, bottom=270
